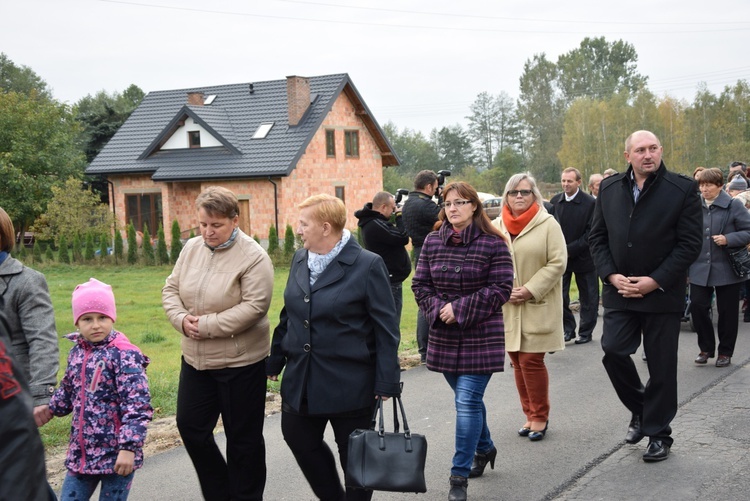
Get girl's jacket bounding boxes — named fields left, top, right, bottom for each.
left=49, top=330, right=153, bottom=474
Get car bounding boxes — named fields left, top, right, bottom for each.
left=482, top=197, right=503, bottom=220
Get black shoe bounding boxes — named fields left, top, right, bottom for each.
left=518, top=426, right=531, bottom=437
left=469, top=446, right=497, bottom=478
left=564, top=331, right=575, bottom=342
left=642, top=439, right=670, bottom=462
left=694, top=351, right=713, bottom=364
left=716, top=355, right=731, bottom=367
left=448, top=476, right=468, bottom=501
left=528, top=421, right=548, bottom=441
left=625, top=414, right=644, bottom=444
left=574, top=336, right=591, bottom=344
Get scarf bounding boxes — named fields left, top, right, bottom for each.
left=502, top=202, right=540, bottom=236
left=308, top=229, right=351, bottom=286
left=0, top=251, right=7, bottom=266
left=204, top=227, right=239, bottom=251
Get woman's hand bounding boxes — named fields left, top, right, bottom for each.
left=114, top=450, right=135, bottom=476
left=182, top=315, right=201, bottom=339
left=439, top=303, right=456, bottom=324
left=712, top=234, right=727, bottom=246
left=509, top=286, right=532, bottom=305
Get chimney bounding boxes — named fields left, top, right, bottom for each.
left=286, top=76, right=310, bottom=126
left=187, top=92, right=205, bottom=106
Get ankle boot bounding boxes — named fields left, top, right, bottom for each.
left=448, top=475, right=468, bottom=501
left=469, top=446, right=497, bottom=478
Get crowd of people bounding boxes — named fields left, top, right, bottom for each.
left=2, top=129, right=748, bottom=500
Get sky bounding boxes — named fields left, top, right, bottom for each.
left=2, top=0, right=750, bottom=136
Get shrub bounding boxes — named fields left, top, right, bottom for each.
left=84, top=232, right=96, bottom=261
left=99, top=233, right=109, bottom=261
left=17, top=244, right=28, bottom=261
left=33, top=240, right=43, bottom=263
left=268, top=226, right=279, bottom=255
left=58, top=236, right=70, bottom=264
left=283, top=224, right=295, bottom=258
left=72, top=233, right=83, bottom=263
left=156, top=223, right=169, bottom=265
left=127, top=224, right=138, bottom=265
left=114, top=229, right=123, bottom=262
left=44, top=244, right=54, bottom=261
left=142, top=223, right=155, bottom=265
left=170, top=220, right=182, bottom=264
left=253, top=234, right=260, bottom=244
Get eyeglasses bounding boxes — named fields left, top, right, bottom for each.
left=441, top=200, right=471, bottom=209
left=507, top=190, right=533, bottom=197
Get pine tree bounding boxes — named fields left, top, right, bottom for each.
left=17, top=244, right=28, bottom=261
left=268, top=226, right=279, bottom=255
left=142, top=223, right=155, bottom=265
left=32, top=240, right=43, bottom=263
left=127, top=224, right=138, bottom=265
left=283, top=224, right=295, bottom=258
left=156, top=223, right=169, bottom=265
left=44, top=244, right=54, bottom=262
left=84, top=232, right=96, bottom=261
left=170, top=220, right=183, bottom=264
left=114, top=229, right=124, bottom=263
left=72, top=233, right=83, bottom=263
left=58, top=235, right=70, bottom=264
left=99, top=233, right=109, bottom=261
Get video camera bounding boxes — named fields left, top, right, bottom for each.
left=394, top=170, right=452, bottom=207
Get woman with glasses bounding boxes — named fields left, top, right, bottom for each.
left=493, top=173, right=566, bottom=443
left=412, top=182, right=513, bottom=501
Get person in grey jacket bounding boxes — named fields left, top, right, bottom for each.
left=689, top=168, right=750, bottom=368
left=0, top=207, right=58, bottom=427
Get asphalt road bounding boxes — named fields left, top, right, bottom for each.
left=117, top=310, right=750, bottom=500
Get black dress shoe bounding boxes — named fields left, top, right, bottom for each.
left=625, top=414, right=644, bottom=444
left=528, top=421, right=548, bottom=441
left=694, top=352, right=713, bottom=364
left=574, top=336, right=591, bottom=344
left=564, top=331, right=575, bottom=342
left=518, top=426, right=531, bottom=437
left=469, top=446, right=497, bottom=478
left=642, top=440, right=670, bottom=462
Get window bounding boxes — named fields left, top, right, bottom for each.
left=126, top=193, right=163, bottom=234
left=326, top=129, right=335, bottom=157
left=188, top=131, right=201, bottom=148
left=335, top=186, right=345, bottom=203
left=344, top=130, right=359, bottom=158
left=252, top=122, right=274, bottom=139
left=204, top=94, right=217, bottom=105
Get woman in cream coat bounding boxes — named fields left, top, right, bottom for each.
left=493, top=173, right=566, bottom=441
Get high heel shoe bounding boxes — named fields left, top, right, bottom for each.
left=469, top=446, right=497, bottom=478
left=528, top=421, right=549, bottom=441
left=518, top=426, right=531, bottom=437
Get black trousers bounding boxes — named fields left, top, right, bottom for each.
left=176, top=357, right=267, bottom=501
left=562, top=269, right=600, bottom=338
left=413, top=245, right=428, bottom=360
left=601, top=309, right=679, bottom=446
left=281, top=407, right=373, bottom=501
left=690, top=282, right=741, bottom=357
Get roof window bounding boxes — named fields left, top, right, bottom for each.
left=252, top=122, right=274, bottom=139
left=204, top=95, right=217, bottom=105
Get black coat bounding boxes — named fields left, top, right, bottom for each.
left=266, top=238, right=401, bottom=415
left=354, top=204, right=412, bottom=284
left=590, top=162, right=702, bottom=313
left=550, top=190, right=596, bottom=273
left=402, top=191, right=440, bottom=248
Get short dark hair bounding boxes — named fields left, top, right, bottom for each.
left=195, top=186, right=239, bottom=219
left=730, top=161, right=747, bottom=172
left=698, top=167, right=724, bottom=187
left=414, top=170, right=438, bottom=190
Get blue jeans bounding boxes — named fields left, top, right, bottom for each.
left=59, top=471, right=134, bottom=500
left=443, top=373, right=494, bottom=478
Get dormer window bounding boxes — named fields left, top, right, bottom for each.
left=252, top=122, right=274, bottom=139
left=189, top=131, right=201, bottom=148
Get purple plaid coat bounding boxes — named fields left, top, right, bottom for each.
left=412, top=222, right=513, bottom=374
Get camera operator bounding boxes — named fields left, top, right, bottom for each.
left=402, top=169, right=449, bottom=363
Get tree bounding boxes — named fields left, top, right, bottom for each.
left=0, top=92, right=87, bottom=237
left=430, top=124, right=475, bottom=175
left=466, top=92, right=500, bottom=170
left=57, top=235, right=70, bottom=264
left=44, top=244, right=54, bottom=262
left=114, top=229, right=124, bottom=262
left=142, top=223, right=155, bottom=265
left=382, top=122, right=440, bottom=178
left=84, top=232, right=96, bottom=261
left=99, top=232, right=109, bottom=261
left=0, top=53, right=51, bottom=99
left=283, top=224, right=295, bottom=259
left=31, top=178, right=114, bottom=243
left=170, top=220, right=183, bottom=263
left=32, top=240, right=42, bottom=263
left=74, top=84, right=145, bottom=162
left=127, top=224, right=138, bottom=265
left=268, top=226, right=279, bottom=255
left=72, top=234, right=83, bottom=263
left=156, top=223, right=169, bottom=265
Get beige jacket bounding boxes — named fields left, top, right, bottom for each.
left=162, top=231, right=274, bottom=370
left=494, top=208, right=567, bottom=353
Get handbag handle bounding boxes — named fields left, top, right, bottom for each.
left=372, top=383, right=413, bottom=452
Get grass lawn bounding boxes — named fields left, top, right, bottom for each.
left=34, top=263, right=420, bottom=448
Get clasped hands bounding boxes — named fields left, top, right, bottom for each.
left=608, top=274, right=659, bottom=298
left=182, top=315, right=201, bottom=340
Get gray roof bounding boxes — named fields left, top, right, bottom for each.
left=86, top=74, right=398, bottom=181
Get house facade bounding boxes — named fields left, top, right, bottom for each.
left=86, top=74, right=399, bottom=243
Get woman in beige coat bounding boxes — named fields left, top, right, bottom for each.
left=493, top=173, right=566, bottom=441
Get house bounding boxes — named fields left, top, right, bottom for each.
left=85, top=74, right=399, bottom=243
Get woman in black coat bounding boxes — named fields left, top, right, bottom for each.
left=267, top=194, right=401, bottom=501
left=689, top=168, right=750, bottom=367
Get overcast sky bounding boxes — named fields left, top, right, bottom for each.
left=3, top=0, right=749, bottom=135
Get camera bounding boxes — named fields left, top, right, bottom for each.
left=395, top=188, right=410, bottom=207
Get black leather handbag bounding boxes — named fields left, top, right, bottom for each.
left=345, top=392, right=427, bottom=493
left=727, top=245, right=750, bottom=278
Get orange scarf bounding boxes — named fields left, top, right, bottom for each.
left=502, top=202, right=540, bottom=236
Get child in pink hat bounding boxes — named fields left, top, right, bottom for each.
left=46, top=278, right=153, bottom=500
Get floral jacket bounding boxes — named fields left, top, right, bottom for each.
left=49, top=330, right=153, bottom=474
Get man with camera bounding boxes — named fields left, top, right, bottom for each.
left=402, top=170, right=442, bottom=363
left=355, top=192, right=412, bottom=325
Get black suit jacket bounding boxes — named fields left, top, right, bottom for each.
left=589, top=162, right=702, bottom=313
left=550, top=190, right=596, bottom=273
left=266, top=238, right=401, bottom=414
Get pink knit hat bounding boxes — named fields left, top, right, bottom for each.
left=72, top=278, right=117, bottom=324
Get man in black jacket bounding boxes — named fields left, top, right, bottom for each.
left=550, top=167, right=598, bottom=344
left=355, top=192, right=411, bottom=324
left=402, top=171, right=441, bottom=363
left=590, top=130, right=702, bottom=463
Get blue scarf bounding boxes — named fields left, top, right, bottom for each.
left=307, top=229, right=351, bottom=286
left=0, top=251, right=8, bottom=266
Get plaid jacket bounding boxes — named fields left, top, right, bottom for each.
left=412, top=222, right=513, bottom=374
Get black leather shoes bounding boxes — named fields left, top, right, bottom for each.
left=469, top=446, right=497, bottom=478
left=574, top=336, right=591, bottom=344
left=448, top=475, right=468, bottom=501
left=625, top=414, right=644, bottom=444
left=518, top=426, right=531, bottom=437
left=695, top=352, right=713, bottom=364
left=716, top=355, right=731, bottom=367
left=564, top=331, right=575, bottom=342
left=642, top=440, right=670, bottom=462
left=528, top=421, right=548, bottom=441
